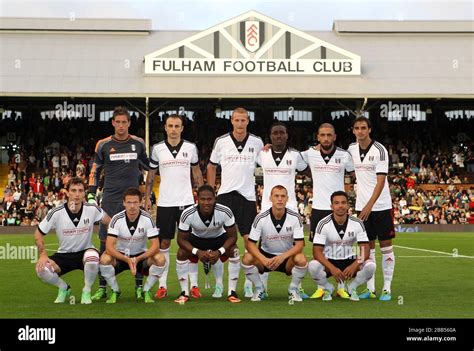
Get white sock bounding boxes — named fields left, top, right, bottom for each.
left=189, top=261, right=199, bottom=288
left=99, top=264, right=119, bottom=292
left=213, top=259, right=224, bottom=286
left=366, top=249, right=376, bottom=291
left=348, top=261, right=376, bottom=292
left=228, top=257, right=240, bottom=295
left=290, top=264, right=308, bottom=290
left=381, top=246, right=395, bottom=292
left=308, top=260, right=333, bottom=291
left=143, top=264, right=165, bottom=292
left=244, top=277, right=253, bottom=291
left=83, top=261, right=99, bottom=293
left=158, top=248, right=170, bottom=289
left=260, top=272, right=269, bottom=291
left=176, top=259, right=189, bottom=295
left=37, top=267, right=68, bottom=290
left=242, top=264, right=264, bottom=290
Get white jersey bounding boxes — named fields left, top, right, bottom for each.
left=38, top=203, right=104, bottom=253
left=108, top=209, right=159, bottom=256
left=347, top=141, right=392, bottom=211
left=149, top=140, right=199, bottom=207
left=210, top=133, right=263, bottom=201
left=178, top=204, right=235, bottom=239
left=249, top=208, right=304, bottom=255
left=313, top=214, right=369, bottom=260
left=302, top=147, right=354, bottom=210
left=257, top=148, right=308, bottom=211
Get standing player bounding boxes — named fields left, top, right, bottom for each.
left=256, top=122, right=308, bottom=296
left=99, top=188, right=165, bottom=303
left=207, top=107, right=263, bottom=298
left=144, top=114, right=203, bottom=299
left=348, top=116, right=395, bottom=301
left=34, top=177, right=110, bottom=304
left=308, top=191, right=375, bottom=301
left=88, top=106, right=150, bottom=301
left=242, top=185, right=308, bottom=302
left=301, top=123, right=354, bottom=299
left=174, top=185, right=240, bottom=304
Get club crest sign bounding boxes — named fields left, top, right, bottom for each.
left=144, top=11, right=361, bottom=76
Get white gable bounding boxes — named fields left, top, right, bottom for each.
left=144, top=11, right=360, bottom=76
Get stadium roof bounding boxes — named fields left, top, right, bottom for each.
left=0, top=15, right=473, bottom=98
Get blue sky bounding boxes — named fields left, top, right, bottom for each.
left=1, top=0, right=473, bottom=30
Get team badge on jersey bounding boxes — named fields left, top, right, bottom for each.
left=286, top=160, right=292, bottom=166
left=248, top=147, right=254, bottom=153
left=131, top=144, right=136, bottom=151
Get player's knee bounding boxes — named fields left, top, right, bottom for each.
left=36, top=263, right=55, bottom=280
left=308, top=259, right=324, bottom=278
left=241, top=252, right=254, bottom=265
left=160, top=240, right=171, bottom=250
left=153, top=253, right=166, bottom=267
left=83, top=249, right=99, bottom=264
left=293, top=253, right=307, bottom=267
left=99, top=253, right=113, bottom=265
left=362, top=260, right=376, bottom=276
left=176, top=248, right=188, bottom=261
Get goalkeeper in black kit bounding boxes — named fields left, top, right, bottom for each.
left=88, top=106, right=150, bottom=300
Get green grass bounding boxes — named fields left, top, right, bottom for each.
left=0, top=232, right=472, bottom=318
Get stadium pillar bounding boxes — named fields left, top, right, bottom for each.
left=145, top=96, right=150, bottom=155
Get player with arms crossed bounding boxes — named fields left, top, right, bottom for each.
left=174, top=185, right=240, bottom=304
left=99, top=188, right=165, bottom=304
left=308, top=191, right=375, bottom=301
left=242, top=185, right=308, bottom=303
left=348, top=116, right=395, bottom=301
left=34, top=177, right=111, bottom=304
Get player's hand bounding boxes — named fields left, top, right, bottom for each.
left=329, top=267, right=345, bottom=283
left=144, top=198, right=152, bottom=213
left=36, top=255, right=53, bottom=273
left=358, top=203, right=373, bottom=221
left=342, top=264, right=358, bottom=280
left=262, top=143, right=272, bottom=152
left=208, top=250, right=220, bottom=264
left=86, top=192, right=97, bottom=205
left=268, top=255, right=285, bottom=271
left=196, top=249, right=209, bottom=263
left=128, top=257, right=137, bottom=276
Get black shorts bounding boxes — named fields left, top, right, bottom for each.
left=188, top=233, right=228, bottom=251
left=325, top=258, right=355, bottom=277
left=49, top=248, right=99, bottom=276
left=114, top=252, right=150, bottom=276
left=216, top=191, right=256, bottom=236
left=309, top=209, right=332, bottom=242
left=358, top=209, right=395, bottom=242
left=157, top=205, right=193, bottom=240
left=258, top=248, right=291, bottom=275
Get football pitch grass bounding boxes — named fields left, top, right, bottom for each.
left=0, top=232, right=472, bottom=319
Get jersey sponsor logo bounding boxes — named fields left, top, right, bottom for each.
left=63, top=226, right=90, bottom=236
left=266, top=233, right=293, bottom=241
left=313, top=164, right=343, bottom=173
left=109, top=153, right=138, bottom=161
left=354, top=164, right=376, bottom=171
left=160, top=159, right=190, bottom=167
left=264, top=168, right=292, bottom=175
left=223, top=154, right=254, bottom=163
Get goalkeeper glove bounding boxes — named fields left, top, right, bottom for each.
left=87, top=192, right=97, bottom=205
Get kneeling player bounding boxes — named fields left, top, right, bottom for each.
left=242, top=185, right=308, bottom=302
left=175, top=185, right=241, bottom=304
left=308, top=191, right=375, bottom=301
left=34, top=177, right=111, bottom=304
left=99, top=188, right=165, bottom=303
